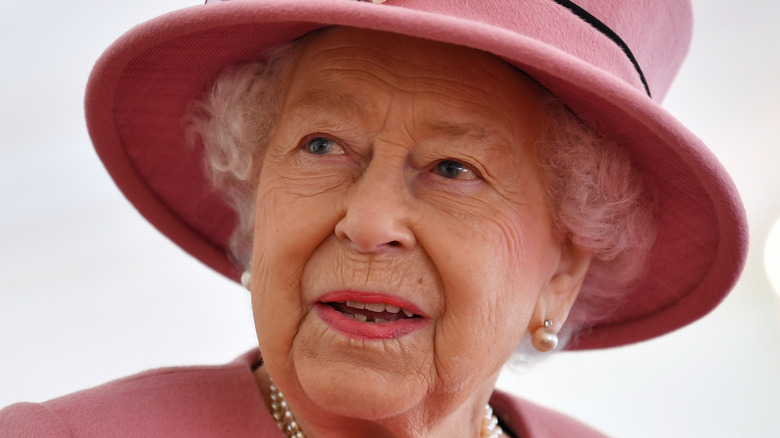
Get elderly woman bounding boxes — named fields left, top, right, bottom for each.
left=0, top=0, right=746, bottom=437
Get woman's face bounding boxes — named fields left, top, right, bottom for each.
left=251, top=28, right=581, bottom=426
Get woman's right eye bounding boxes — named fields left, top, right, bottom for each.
left=306, top=137, right=338, bottom=155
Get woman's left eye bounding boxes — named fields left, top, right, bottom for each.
left=306, top=137, right=339, bottom=155
left=432, top=159, right=478, bottom=180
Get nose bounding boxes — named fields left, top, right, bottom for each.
left=334, top=159, right=417, bottom=253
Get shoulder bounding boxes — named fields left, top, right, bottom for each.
left=0, top=350, right=280, bottom=438
left=491, top=390, right=610, bottom=438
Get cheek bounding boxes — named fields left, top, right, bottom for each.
left=250, top=165, right=347, bottom=356
left=252, top=159, right=347, bottom=261
left=425, top=206, right=553, bottom=355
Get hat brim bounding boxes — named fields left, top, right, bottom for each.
left=85, top=0, right=747, bottom=350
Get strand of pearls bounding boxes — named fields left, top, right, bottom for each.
left=269, top=380, right=304, bottom=438
left=268, top=379, right=505, bottom=438
left=481, top=404, right=505, bottom=438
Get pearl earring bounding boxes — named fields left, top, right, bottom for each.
left=532, top=319, right=558, bottom=352
left=241, top=270, right=251, bottom=290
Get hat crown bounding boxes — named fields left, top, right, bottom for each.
left=378, top=0, right=691, bottom=100
left=206, top=0, right=692, bottom=99
left=571, top=0, right=693, bottom=100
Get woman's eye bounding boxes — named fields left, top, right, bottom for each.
left=432, top=159, right=478, bottom=180
left=306, top=137, right=337, bottom=155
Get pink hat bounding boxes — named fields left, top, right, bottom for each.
left=85, top=0, right=747, bottom=350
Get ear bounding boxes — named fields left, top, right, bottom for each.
left=530, top=243, right=593, bottom=332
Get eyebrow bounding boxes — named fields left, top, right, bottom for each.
left=287, top=88, right=370, bottom=122
left=420, top=120, right=508, bottom=152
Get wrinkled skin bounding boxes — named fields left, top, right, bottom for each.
left=249, top=27, right=592, bottom=438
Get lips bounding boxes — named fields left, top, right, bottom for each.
left=315, top=291, right=429, bottom=340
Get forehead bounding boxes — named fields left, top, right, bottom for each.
left=285, top=27, right=547, bottom=129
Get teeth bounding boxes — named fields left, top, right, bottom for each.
left=338, top=301, right=417, bottom=319
left=364, top=302, right=386, bottom=312
left=346, top=300, right=365, bottom=309
left=354, top=314, right=368, bottom=322
left=375, top=318, right=387, bottom=323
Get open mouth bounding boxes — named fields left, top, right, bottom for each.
left=315, top=294, right=429, bottom=340
left=325, top=300, right=421, bottom=323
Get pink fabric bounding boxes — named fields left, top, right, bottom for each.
left=84, top=0, right=748, bottom=350
left=0, top=351, right=607, bottom=437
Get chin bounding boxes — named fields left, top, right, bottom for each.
left=294, top=356, right=427, bottom=420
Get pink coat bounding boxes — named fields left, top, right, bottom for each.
left=0, top=351, right=608, bottom=437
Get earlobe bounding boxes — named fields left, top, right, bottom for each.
left=530, top=244, right=593, bottom=344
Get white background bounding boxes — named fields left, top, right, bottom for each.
left=1, top=1, right=779, bottom=437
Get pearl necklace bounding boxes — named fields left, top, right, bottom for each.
left=268, top=379, right=505, bottom=438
